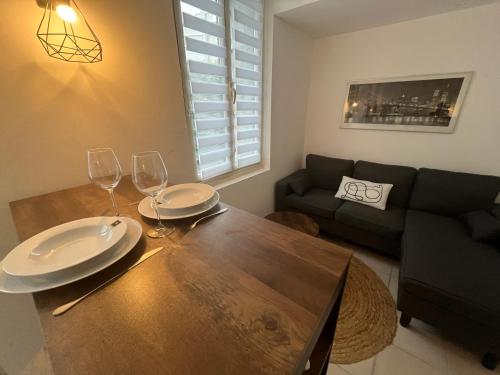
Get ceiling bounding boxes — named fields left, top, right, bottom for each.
left=277, top=0, right=500, bottom=38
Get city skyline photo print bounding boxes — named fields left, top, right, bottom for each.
left=341, top=72, right=472, bottom=133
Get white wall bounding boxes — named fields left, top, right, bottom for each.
left=269, top=0, right=320, bottom=14
left=0, top=1, right=312, bottom=373
left=0, top=0, right=197, bottom=257
left=220, top=16, right=313, bottom=215
left=0, top=2, right=197, bottom=374
left=304, top=3, right=500, bottom=176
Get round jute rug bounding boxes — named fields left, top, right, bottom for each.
left=330, top=256, right=397, bottom=364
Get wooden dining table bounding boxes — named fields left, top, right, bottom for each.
left=9, top=176, right=352, bottom=375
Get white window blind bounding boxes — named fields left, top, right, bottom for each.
left=176, top=0, right=263, bottom=180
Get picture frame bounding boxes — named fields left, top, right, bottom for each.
left=340, top=72, right=472, bottom=133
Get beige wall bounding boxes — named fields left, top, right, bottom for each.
left=220, top=16, right=313, bottom=215
left=0, top=1, right=196, bottom=373
left=0, top=1, right=313, bottom=373
left=0, top=0, right=197, bottom=255
left=304, top=3, right=500, bottom=176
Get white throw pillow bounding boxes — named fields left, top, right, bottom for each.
left=335, top=176, right=393, bottom=210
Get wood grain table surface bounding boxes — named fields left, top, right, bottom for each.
left=9, top=176, right=352, bottom=375
left=265, top=211, right=320, bottom=237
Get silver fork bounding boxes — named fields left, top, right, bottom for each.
left=189, top=208, right=228, bottom=230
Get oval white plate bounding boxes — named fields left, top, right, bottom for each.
left=138, top=191, right=220, bottom=220
left=159, top=183, right=215, bottom=211
left=0, top=217, right=142, bottom=294
left=2, top=217, right=127, bottom=277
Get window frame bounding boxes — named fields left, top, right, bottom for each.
left=173, top=0, right=266, bottom=185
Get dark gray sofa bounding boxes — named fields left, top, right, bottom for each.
left=276, top=154, right=417, bottom=257
left=399, top=168, right=500, bottom=370
left=276, top=154, right=500, bottom=369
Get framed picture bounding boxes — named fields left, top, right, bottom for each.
left=340, top=72, right=472, bottom=133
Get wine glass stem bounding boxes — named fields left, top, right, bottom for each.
left=108, top=189, right=119, bottom=217
left=153, top=198, right=162, bottom=228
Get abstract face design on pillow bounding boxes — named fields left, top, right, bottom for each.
left=335, top=176, right=393, bottom=210
left=342, top=181, right=383, bottom=203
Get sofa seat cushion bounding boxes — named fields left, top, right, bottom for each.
left=401, top=210, right=500, bottom=329
left=285, top=188, right=342, bottom=219
left=335, top=202, right=405, bottom=239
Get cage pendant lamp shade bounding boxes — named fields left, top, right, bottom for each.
left=37, top=0, right=102, bottom=63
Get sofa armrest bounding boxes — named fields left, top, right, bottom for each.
left=275, top=169, right=309, bottom=211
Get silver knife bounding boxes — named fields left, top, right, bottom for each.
left=52, top=247, right=164, bottom=317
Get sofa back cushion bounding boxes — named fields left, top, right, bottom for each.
left=353, top=160, right=417, bottom=207
left=409, top=168, right=500, bottom=216
left=306, top=154, right=354, bottom=191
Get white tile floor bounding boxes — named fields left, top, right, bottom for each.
left=325, top=238, right=500, bottom=375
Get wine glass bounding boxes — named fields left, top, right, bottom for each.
left=131, top=151, right=174, bottom=238
left=87, top=148, right=122, bottom=217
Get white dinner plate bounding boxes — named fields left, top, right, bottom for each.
left=2, top=217, right=127, bottom=277
left=138, top=191, right=220, bottom=220
left=159, top=183, right=215, bottom=211
left=0, top=217, right=142, bottom=294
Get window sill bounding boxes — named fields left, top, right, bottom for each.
left=209, top=164, right=270, bottom=191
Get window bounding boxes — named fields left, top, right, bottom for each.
left=175, top=0, right=264, bottom=181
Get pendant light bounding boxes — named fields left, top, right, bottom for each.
left=36, top=0, right=102, bottom=63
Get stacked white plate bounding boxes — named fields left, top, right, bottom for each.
left=138, top=183, right=219, bottom=220
left=0, top=216, right=142, bottom=294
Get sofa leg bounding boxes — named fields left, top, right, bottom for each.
left=482, top=352, right=498, bottom=370
left=399, top=312, right=411, bottom=327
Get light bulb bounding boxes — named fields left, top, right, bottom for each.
left=56, top=4, right=77, bottom=23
